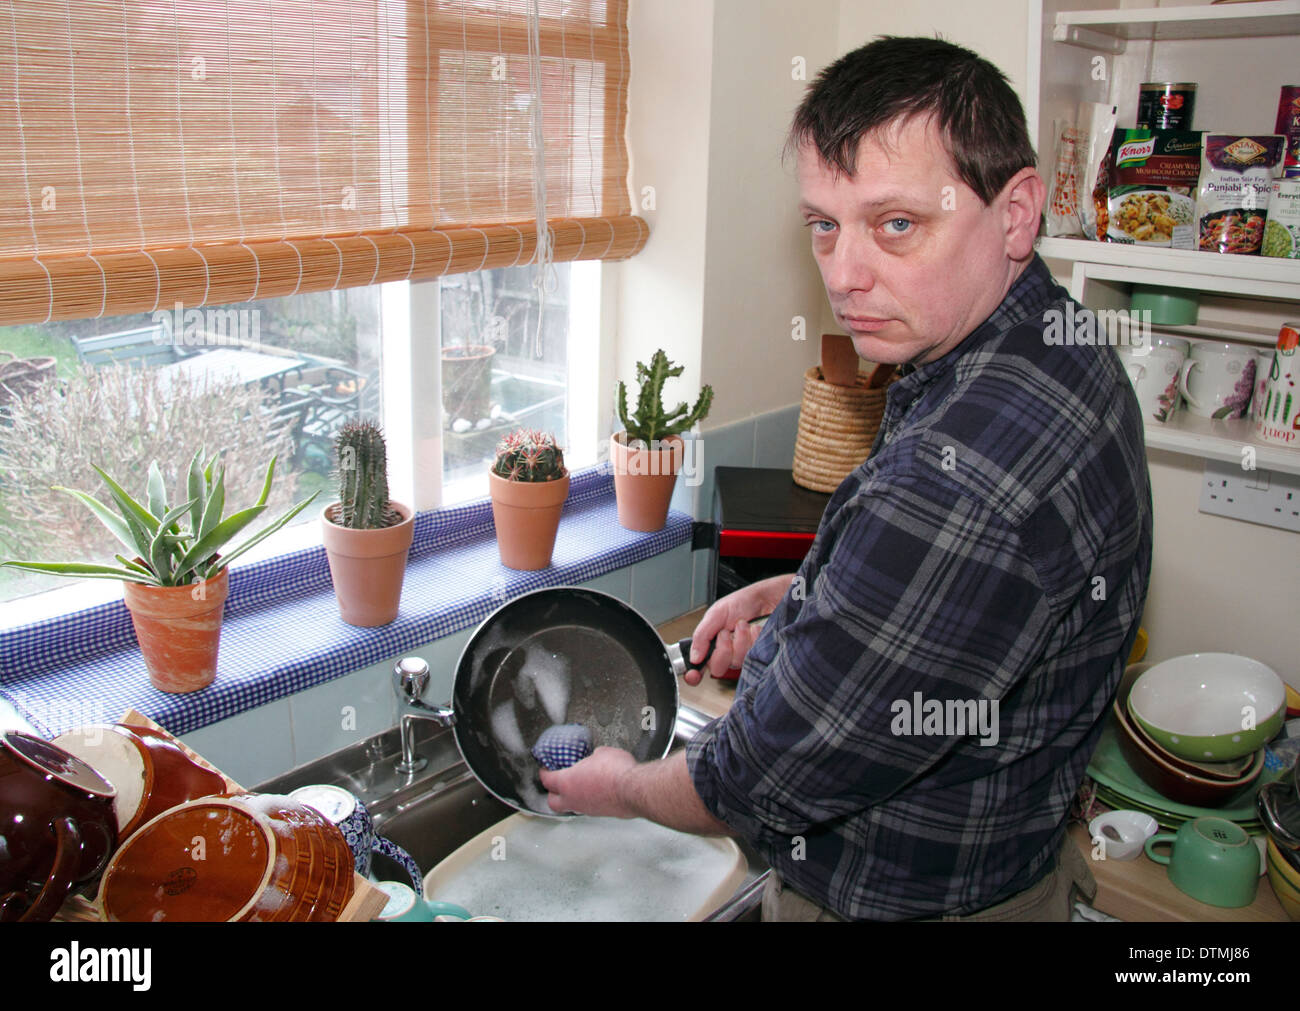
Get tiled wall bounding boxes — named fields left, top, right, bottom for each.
left=176, top=403, right=801, bottom=787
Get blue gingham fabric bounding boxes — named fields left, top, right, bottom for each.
left=531, top=723, right=594, bottom=771
left=0, top=466, right=692, bottom=738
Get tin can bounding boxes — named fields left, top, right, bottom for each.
left=1138, top=82, right=1197, bottom=131
left=1274, top=85, right=1300, bottom=178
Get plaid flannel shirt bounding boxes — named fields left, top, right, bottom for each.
left=686, top=255, right=1153, bottom=920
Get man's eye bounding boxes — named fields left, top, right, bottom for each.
left=808, top=220, right=835, bottom=234
left=883, top=218, right=913, bottom=235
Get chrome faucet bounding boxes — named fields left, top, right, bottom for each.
left=392, top=657, right=455, bottom=775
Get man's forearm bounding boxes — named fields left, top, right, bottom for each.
left=617, top=750, right=734, bottom=837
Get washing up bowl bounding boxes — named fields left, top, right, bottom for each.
left=256, top=707, right=768, bottom=921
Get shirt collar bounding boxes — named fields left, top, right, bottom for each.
left=887, top=253, right=1060, bottom=404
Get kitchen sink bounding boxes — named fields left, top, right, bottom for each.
left=255, top=706, right=768, bottom=921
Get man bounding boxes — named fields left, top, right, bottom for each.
left=541, top=36, right=1152, bottom=921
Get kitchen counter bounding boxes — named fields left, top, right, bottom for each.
left=658, top=607, right=1289, bottom=923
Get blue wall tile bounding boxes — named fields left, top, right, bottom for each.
left=694, top=419, right=756, bottom=519
left=181, top=699, right=294, bottom=789
left=630, top=543, right=694, bottom=625
left=581, top=564, right=633, bottom=603
left=754, top=404, right=801, bottom=469
left=288, top=664, right=394, bottom=769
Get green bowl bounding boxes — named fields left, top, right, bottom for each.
left=1127, top=653, right=1286, bottom=762
left=1131, top=285, right=1199, bottom=326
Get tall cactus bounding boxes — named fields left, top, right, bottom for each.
left=333, top=419, right=399, bottom=529
left=616, top=349, right=714, bottom=446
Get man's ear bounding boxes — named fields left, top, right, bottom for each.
left=1000, top=167, right=1046, bottom=261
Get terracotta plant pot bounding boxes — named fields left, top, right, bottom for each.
left=441, top=345, right=495, bottom=423
left=122, top=566, right=229, bottom=694
left=820, top=333, right=860, bottom=387
left=489, top=472, right=570, bottom=570
left=611, top=432, right=684, bottom=532
left=321, top=501, right=415, bottom=627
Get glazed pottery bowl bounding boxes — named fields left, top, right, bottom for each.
left=1128, top=653, right=1285, bottom=762
left=0, top=731, right=118, bottom=922
left=99, top=793, right=354, bottom=922
left=1112, top=664, right=1265, bottom=808
left=1266, top=837, right=1300, bottom=921
left=52, top=723, right=226, bottom=839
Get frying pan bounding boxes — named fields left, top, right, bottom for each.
left=399, top=587, right=712, bottom=819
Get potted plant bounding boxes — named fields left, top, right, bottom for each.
left=0, top=450, right=317, bottom=693
left=320, top=419, right=415, bottom=626
left=488, top=428, right=569, bottom=570
left=441, top=343, right=495, bottom=425
left=612, top=349, right=713, bottom=532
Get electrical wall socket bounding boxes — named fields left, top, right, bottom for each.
left=1199, top=459, right=1300, bottom=533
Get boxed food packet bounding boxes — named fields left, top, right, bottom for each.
left=1263, top=178, right=1300, bottom=258
left=1106, top=129, right=1202, bottom=247
left=1195, top=134, right=1286, bottom=255
left=1077, top=102, right=1118, bottom=241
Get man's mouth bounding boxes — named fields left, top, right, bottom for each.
left=839, top=314, right=892, bottom=333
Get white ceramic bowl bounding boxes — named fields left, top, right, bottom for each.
left=1128, top=653, right=1285, bottom=762
left=1088, top=810, right=1159, bottom=861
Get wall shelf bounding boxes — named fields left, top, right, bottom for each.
left=1143, top=410, right=1300, bottom=476
left=1053, top=1, right=1300, bottom=47
left=1031, top=1, right=1300, bottom=474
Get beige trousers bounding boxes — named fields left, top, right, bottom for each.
left=761, top=833, right=1096, bottom=922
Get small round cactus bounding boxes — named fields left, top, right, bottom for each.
left=491, top=429, right=567, bottom=483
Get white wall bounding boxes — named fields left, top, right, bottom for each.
left=618, top=0, right=716, bottom=432
left=698, top=0, right=837, bottom=428
left=621, top=0, right=835, bottom=432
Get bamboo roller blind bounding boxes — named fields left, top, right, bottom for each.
left=0, top=0, right=648, bottom=325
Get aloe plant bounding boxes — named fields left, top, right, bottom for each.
left=332, top=419, right=401, bottom=529
left=0, top=450, right=317, bottom=586
left=616, top=349, right=713, bottom=446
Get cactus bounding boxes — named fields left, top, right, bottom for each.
left=333, top=419, right=401, bottom=529
left=492, top=428, right=567, bottom=482
left=616, top=349, right=714, bottom=446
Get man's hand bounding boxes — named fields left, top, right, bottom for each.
left=539, top=749, right=735, bottom=837
left=539, top=746, right=638, bottom=817
left=685, top=573, right=796, bottom=684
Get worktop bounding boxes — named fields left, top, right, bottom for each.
left=658, top=607, right=1289, bottom=923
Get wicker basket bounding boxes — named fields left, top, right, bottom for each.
left=791, top=365, right=891, bottom=493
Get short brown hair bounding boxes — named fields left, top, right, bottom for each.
left=787, top=36, right=1036, bottom=205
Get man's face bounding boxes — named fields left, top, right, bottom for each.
left=797, top=115, right=1027, bottom=367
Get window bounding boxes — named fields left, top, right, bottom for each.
left=0, top=2, right=644, bottom=618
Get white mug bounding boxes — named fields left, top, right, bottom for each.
left=1178, top=342, right=1256, bottom=419
left=1150, top=334, right=1189, bottom=357
left=1119, top=346, right=1184, bottom=424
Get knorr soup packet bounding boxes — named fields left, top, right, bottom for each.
left=1106, top=129, right=1201, bottom=248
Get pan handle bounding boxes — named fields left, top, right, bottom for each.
left=667, top=615, right=770, bottom=678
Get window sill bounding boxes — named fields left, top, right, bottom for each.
left=0, top=467, right=693, bottom=738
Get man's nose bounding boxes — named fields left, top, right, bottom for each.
left=822, top=230, right=875, bottom=296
